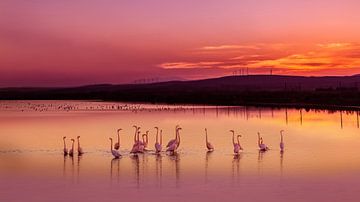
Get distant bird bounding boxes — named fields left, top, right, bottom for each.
left=258, top=132, right=269, bottom=151
left=142, top=130, right=149, bottom=150
left=69, top=139, right=75, bottom=157
left=63, top=136, right=68, bottom=156
left=154, top=127, right=162, bottom=153
left=114, top=128, right=122, bottom=150
left=131, top=130, right=144, bottom=154
left=130, top=126, right=139, bottom=154
left=205, top=128, right=214, bottom=151
left=166, top=125, right=179, bottom=148
left=230, top=130, right=242, bottom=154
left=77, top=136, right=84, bottom=155
left=109, top=138, right=121, bottom=158
left=167, top=127, right=182, bottom=153
left=280, top=130, right=284, bottom=152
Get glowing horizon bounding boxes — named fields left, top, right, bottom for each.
left=1, top=0, right=360, bottom=87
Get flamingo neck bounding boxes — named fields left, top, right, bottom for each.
left=72, top=141, right=74, bottom=150
left=205, top=131, right=208, bottom=144
left=156, top=129, right=159, bottom=143
left=134, top=128, right=137, bottom=143
left=232, top=133, right=235, bottom=145
left=160, top=131, right=162, bottom=145
left=117, top=131, right=120, bottom=144
left=63, top=139, right=66, bottom=149
left=177, top=131, right=181, bottom=145
left=110, top=139, right=113, bottom=151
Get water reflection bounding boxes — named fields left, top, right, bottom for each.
left=205, top=151, right=213, bottom=183
left=168, top=152, right=180, bottom=187
left=280, top=151, right=284, bottom=178
left=131, top=155, right=140, bottom=188
left=155, top=154, right=163, bottom=188
left=232, top=154, right=242, bottom=183
left=110, top=158, right=120, bottom=184
left=257, top=151, right=266, bottom=177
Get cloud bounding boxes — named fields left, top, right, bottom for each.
left=199, top=45, right=260, bottom=51
left=159, top=61, right=223, bottom=69
left=159, top=42, right=360, bottom=75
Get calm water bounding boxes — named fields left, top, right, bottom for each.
left=1, top=100, right=360, bottom=202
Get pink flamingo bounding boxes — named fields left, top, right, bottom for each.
left=230, top=130, right=242, bottom=154
left=142, top=130, right=149, bottom=150
left=77, top=136, right=84, bottom=155
left=280, top=130, right=284, bottom=152
left=63, top=136, right=68, bottom=156
left=167, top=127, right=181, bottom=153
left=258, top=132, right=269, bottom=151
left=114, top=128, right=122, bottom=150
left=154, top=127, right=162, bottom=153
left=131, top=130, right=144, bottom=154
left=69, top=138, right=75, bottom=157
left=130, top=128, right=139, bottom=154
left=166, top=125, right=179, bottom=148
left=109, top=138, right=121, bottom=158
left=205, top=128, right=214, bottom=151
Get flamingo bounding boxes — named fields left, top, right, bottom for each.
left=131, top=125, right=139, bottom=144
left=230, top=130, right=242, bottom=154
left=69, top=138, right=75, bottom=157
left=258, top=132, right=269, bottom=151
left=167, top=127, right=181, bottom=153
left=114, top=128, right=121, bottom=150
left=77, top=136, right=84, bottom=155
left=142, top=130, right=149, bottom=149
left=131, top=130, right=144, bottom=154
left=63, top=136, right=68, bottom=156
left=154, top=127, right=162, bottom=153
left=109, top=138, right=121, bottom=158
left=166, top=125, right=179, bottom=148
left=205, top=128, right=214, bottom=151
left=280, top=130, right=284, bottom=152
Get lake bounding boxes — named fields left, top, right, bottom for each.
left=1, top=100, right=360, bottom=202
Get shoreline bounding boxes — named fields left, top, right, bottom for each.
left=1, top=99, right=360, bottom=112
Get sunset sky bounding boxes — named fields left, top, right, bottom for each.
left=1, top=0, right=360, bottom=87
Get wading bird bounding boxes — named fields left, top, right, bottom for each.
left=230, top=130, right=242, bottom=154
left=142, top=130, right=149, bottom=150
left=77, top=136, right=84, bottom=155
left=280, top=130, right=284, bottom=152
left=167, top=127, right=182, bottom=153
left=109, top=138, right=121, bottom=158
left=69, top=138, right=75, bottom=157
left=154, top=127, right=162, bottom=153
left=114, top=128, right=122, bottom=150
left=166, top=125, right=179, bottom=148
left=258, top=132, right=269, bottom=151
left=205, top=128, right=214, bottom=152
left=63, top=136, right=68, bottom=156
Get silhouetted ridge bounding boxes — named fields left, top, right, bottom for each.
left=1, top=75, right=360, bottom=109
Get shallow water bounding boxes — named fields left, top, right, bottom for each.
left=1, top=100, right=360, bottom=202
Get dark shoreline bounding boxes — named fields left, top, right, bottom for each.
left=1, top=75, right=360, bottom=111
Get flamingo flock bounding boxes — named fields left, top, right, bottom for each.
left=62, top=127, right=286, bottom=158
left=63, top=136, right=84, bottom=157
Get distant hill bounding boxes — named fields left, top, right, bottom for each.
left=1, top=75, right=360, bottom=109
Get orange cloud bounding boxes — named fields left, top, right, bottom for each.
left=159, top=42, right=360, bottom=75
